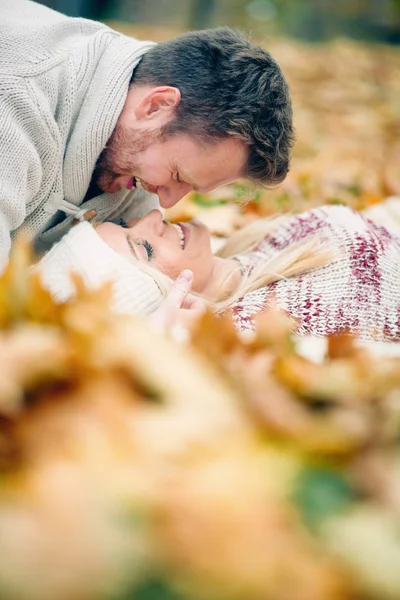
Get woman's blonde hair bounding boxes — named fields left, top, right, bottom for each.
left=113, top=214, right=334, bottom=312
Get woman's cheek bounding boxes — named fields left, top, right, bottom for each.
left=155, top=258, right=180, bottom=280
left=157, top=247, right=189, bottom=279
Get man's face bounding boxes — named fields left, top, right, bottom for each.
left=95, top=116, right=247, bottom=209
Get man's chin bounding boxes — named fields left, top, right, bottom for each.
left=99, top=183, right=118, bottom=194
left=96, top=175, right=115, bottom=194
left=98, top=175, right=129, bottom=194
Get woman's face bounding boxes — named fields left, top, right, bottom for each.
left=96, top=210, right=215, bottom=292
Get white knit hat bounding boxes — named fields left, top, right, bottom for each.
left=34, top=222, right=163, bottom=316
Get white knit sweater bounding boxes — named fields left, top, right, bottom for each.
left=230, top=205, right=400, bottom=342
left=0, top=0, right=159, bottom=271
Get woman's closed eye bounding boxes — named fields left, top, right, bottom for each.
left=139, top=239, right=155, bottom=261
left=126, top=233, right=155, bottom=261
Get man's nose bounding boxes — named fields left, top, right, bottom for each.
left=157, top=184, right=192, bottom=209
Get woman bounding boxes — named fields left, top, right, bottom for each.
left=36, top=204, right=400, bottom=342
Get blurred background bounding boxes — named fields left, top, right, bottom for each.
left=38, top=0, right=400, bottom=43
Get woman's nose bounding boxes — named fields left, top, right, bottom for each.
left=126, top=210, right=164, bottom=234
left=144, top=209, right=164, bottom=234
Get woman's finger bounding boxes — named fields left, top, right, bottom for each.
left=166, top=269, right=194, bottom=309
left=180, top=295, right=207, bottom=313
left=148, top=270, right=194, bottom=332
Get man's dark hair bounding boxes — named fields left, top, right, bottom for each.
left=131, top=27, right=294, bottom=187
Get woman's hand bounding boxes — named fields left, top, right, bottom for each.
left=149, top=270, right=206, bottom=342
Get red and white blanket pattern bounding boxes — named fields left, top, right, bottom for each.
left=228, top=205, right=400, bottom=341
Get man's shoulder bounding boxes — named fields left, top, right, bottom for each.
left=0, top=0, right=110, bottom=77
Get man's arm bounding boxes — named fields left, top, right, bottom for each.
left=0, top=83, right=45, bottom=271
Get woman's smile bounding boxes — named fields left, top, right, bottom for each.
left=96, top=211, right=216, bottom=292
left=171, top=223, right=185, bottom=249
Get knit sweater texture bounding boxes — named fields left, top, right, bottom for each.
left=230, top=205, right=400, bottom=342
left=0, top=0, right=159, bottom=271
left=35, top=221, right=163, bottom=315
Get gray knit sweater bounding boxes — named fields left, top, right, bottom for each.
left=0, top=0, right=159, bottom=270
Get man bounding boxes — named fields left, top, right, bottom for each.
left=0, top=0, right=294, bottom=273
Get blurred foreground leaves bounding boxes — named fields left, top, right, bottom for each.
left=1, top=238, right=400, bottom=599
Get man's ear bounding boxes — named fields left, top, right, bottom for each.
left=134, top=86, right=181, bottom=121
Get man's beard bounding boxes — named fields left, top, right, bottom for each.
left=93, top=124, right=163, bottom=193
